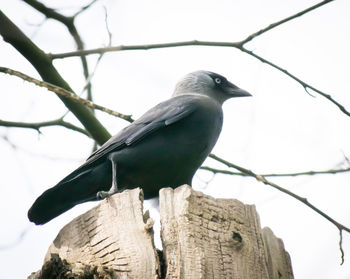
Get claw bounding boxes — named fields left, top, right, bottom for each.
left=96, top=191, right=110, bottom=200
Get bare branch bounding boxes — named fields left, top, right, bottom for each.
left=50, top=0, right=335, bottom=59
left=241, top=0, right=335, bottom=44
left=48, top=0, right=349, bottom=120
left=23, top=0, right=94, bottom=102
left=0, top=67, right=134, bottom=123
left=239, top=49, right=350, bottom=117
left=50, top=40, right=241, bottom=59
left=22, top=0, right=73, bottom=24
left=50, top=40, right=350, bottom=118
left=200, top=165, right=350, bottom=177
left=208, top=153, right=350, bottom=261
left=0, top=118, right=90, bottom=137
left=0, top=10, right=111, bottom=144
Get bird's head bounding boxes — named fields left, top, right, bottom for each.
left=173, top=70, right=252, bottom=104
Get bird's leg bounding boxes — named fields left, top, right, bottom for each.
left=96, top=157, right=119, bottom=200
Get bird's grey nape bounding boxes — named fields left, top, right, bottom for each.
left=172, top=71, right=214, bottom=97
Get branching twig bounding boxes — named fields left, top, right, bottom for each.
left=22, top=0, right=73, bottom=24
left=50, top=0, right=335, bottom=59
left=23, top=0, right=94, bottom=101
left=0, top=67, right=134, bottom=123
left=200, top=165, right=350, bottom=177
left=0, top=10, right=111, bottom=144
left=48, top=0, right=349, bottom=119
left=0, top=118, right=90, bottom=137
left=209, top=153, right=349, bottom=264
left=238, top=49, right=350, bottom=117
left=50, top=39, right=350, bottom=118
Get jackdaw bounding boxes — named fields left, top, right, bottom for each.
left=28, top=70, right=251, bottom=225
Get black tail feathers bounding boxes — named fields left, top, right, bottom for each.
left=28, top=186, right=78, bottom=225
left=28, top=179, right=99, bottom=225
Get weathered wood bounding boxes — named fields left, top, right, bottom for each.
left=29, top=185, right=293, bottom=279
left=32, top=188, right=160, bottom=279
left=262, top=227, right=294, bottom=279
left=160, top=185, right=293, bottom=279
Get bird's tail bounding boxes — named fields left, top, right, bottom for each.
left=28, top=169, right=100, bottom=225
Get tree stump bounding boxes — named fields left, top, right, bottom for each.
left=28, top=185, right=293, bottom=279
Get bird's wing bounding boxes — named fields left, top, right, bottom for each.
left=85, top=95, right=200, bottom=167
left=58, top=96, right=200, bottom=185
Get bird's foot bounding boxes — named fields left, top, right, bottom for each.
left=96, top=190, right=112, bottom=200
left=96, top=183, right=119, bottom=200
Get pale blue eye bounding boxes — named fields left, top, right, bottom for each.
left=215, top=77, right=221, bottom=84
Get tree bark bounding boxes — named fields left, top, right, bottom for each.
left=28, top=185, right=293, bottom=279
left=160, top=185, right=293, bottom=279
left=28, top=188, right=160, bottom=279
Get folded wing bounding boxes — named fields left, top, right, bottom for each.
left=58, top=95, right=200, bottom=185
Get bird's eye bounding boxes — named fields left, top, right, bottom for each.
left=214, top=77, right=221, bottom=84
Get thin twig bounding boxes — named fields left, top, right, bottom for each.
left=74, top=0, right=98, bottom=17
left=209, top=153, right=350, bottom=262
left=0, top=67, right=134, bottom=123
left=0, top=118, right=90, bottom=137
left=238, top=49, right=350, bottom=117
left=340, top=230, right=345, bottom=265
left=200, top=166, right=243, bottom=176
left=241, top=0, right=335, bottom=44
left=200, top=165, right=350, bottom=177
left=79, top=6, right=112, bottom=96
left=103, top=6, right=113, bottom=45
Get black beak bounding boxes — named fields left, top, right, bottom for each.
left=224, top=81, right=252, bottom=97
left=230, top=87, right=252, bottom=97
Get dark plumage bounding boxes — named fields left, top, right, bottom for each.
left=28, top=70, right=251, bottom=225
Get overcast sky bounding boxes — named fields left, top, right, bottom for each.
left=1, top=0, right=350, bottom=278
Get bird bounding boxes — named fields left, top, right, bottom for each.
left=28, top=70, right=251, bottom=225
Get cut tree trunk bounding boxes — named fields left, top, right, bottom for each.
left=28, top=185, right=293, bottom=279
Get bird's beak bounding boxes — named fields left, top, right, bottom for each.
left=225, top=81, right=252, bottom=97
left=231, top=87, right=252, bottom=97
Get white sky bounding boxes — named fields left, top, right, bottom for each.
left=1, top=0, right=350, bottom=278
